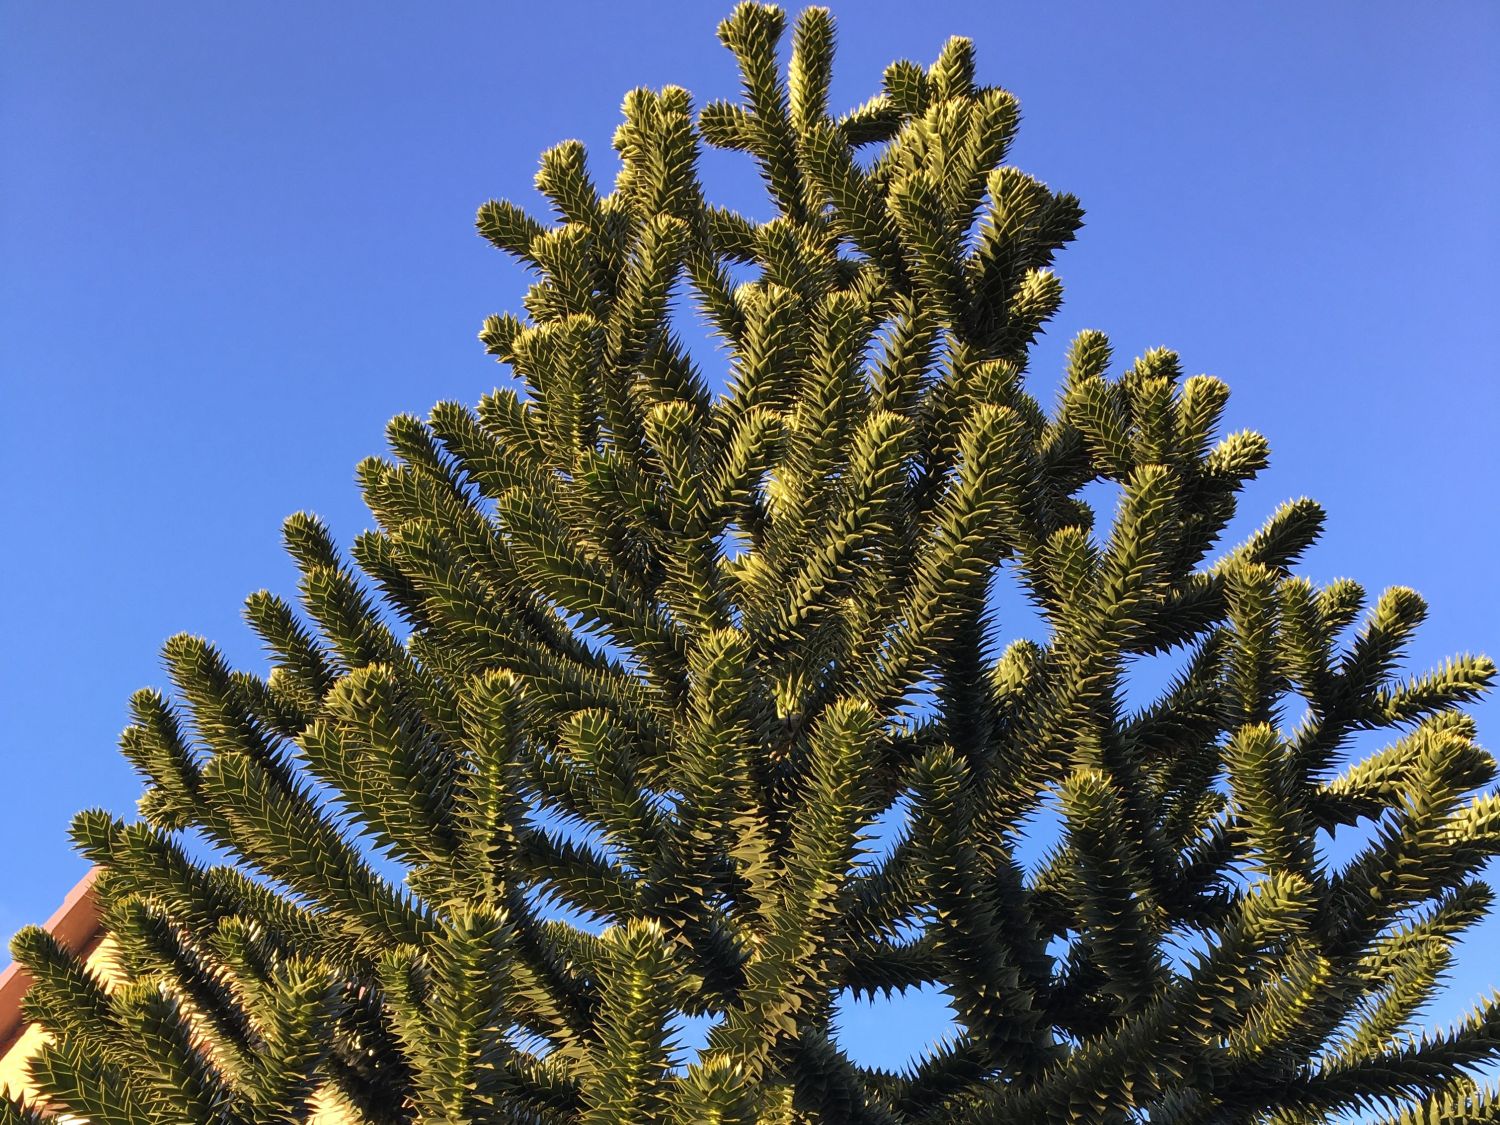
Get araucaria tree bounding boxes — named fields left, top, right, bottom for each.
left=8, top=5, right=1500, bottom=1123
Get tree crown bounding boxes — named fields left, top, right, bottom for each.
left=6, top=5, right=1499, bottom=1124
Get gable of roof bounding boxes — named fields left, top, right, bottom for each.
left=0, top=869, right=103, bottom=1051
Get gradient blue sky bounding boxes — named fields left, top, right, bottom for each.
left=2, top=0, right=1497, bottom=1075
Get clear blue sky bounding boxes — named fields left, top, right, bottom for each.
left=2, top=0, right=1496, bottom=1075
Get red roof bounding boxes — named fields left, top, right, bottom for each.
left=0, top=869, right=103, bottom=1049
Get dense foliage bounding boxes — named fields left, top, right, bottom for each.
left=7, top=5, right=1500, bottom=1122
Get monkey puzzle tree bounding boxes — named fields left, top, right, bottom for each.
left=6, top=4, right=1499, bottom=1123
